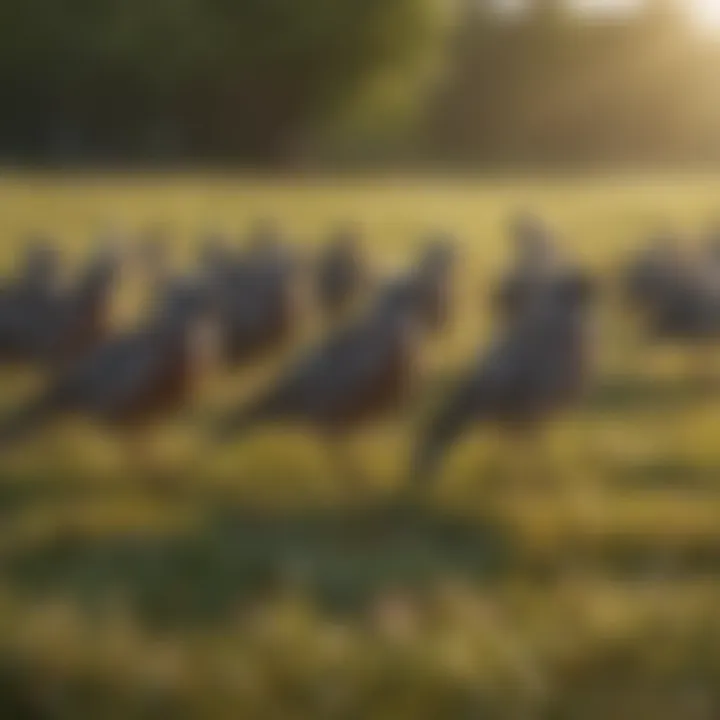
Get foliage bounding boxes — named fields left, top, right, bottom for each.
left=0, top=0, right=441, bottom=164
left=4, top=0, right=720, bottom=166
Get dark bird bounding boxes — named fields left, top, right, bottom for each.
left=197, top=229, right=238, bottom=288
left=0, top=278, right=218, bottom=449
left=619, top=231, right=720, bottom=385
left=315, top=223, right=368, bottom=321
left=0, top=235, right=63, bottom=307
left=0, top=238, right=122, bottom=368
left=409, top=233, right=457, bottom=334
left=623, top=233, right=720, bottom=346
left=56, top=240, right=124, bottom=362
left=213, top=223, right=304, bottom=366
left=214, top=280, right=424, bottom=482
left=412, top=271, right=597, bottom=489
left=136, top=223, right=174, bottom=288
left=493, top=212, right=567, bottom=324
left=622, top=232, right=686, bottom=317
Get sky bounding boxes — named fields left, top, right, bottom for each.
left=492, top=0, right=720, bottom=29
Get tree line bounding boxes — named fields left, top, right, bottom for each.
left=0, top=0, right=717, bottom=167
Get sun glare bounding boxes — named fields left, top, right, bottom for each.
left=691, top=0, right=720, bottom=31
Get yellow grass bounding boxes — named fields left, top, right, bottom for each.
left=1, top=172, right=720, bottom=718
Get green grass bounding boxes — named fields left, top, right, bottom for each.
left=2, top=172, right=720, bottom=718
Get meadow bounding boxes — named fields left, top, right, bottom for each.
left=1, top=173, right=720, bottom=718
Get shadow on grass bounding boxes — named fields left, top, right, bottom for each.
left=0, top=472, right=91, bottom=516
left=603, top=459, right=720, bottom=492
left=0, top=504, right=516, bottom=627
left=586, top=374, right=720, bottom=415
left=420, top=370, right=720, bottom=421
left=4, top=489, right=720, bottom=629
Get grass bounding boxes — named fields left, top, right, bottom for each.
left=1, top=172, right=720, bottom=717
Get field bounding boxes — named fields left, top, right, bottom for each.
left=1, top=173, right=720, bottom=718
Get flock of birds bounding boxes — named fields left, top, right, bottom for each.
left=0, top=213, right=719, bottom=492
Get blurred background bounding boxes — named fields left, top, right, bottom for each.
left=2, top=0, right=720, bottom=170
left=2, top=2, right=720, bottom=719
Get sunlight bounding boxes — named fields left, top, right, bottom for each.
left=691, top=0, right=720, bottom=31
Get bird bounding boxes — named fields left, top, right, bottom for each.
left=408, top=233, right=457, bottom=334
left=622, top=231, right=686, bottom=318
left=211, top=222, right=305, bottom=367
left=55, top=239, right=125, bottom=363
left=0, top=235, right=63, bottom=308
left=135, top=223, right=174, bottom=288
left=214, top=279, right=425, bottom=485
left=0, top=277, right=219, bottom=454
left=0, top=237, right=122, bottom=368
left=197, top=229, right=239, bottom=288
left=492, top=213, right=574, bottom=328
left=511, top=210, right=553, bottom=250
left=617, top=229, right=720, bottom=385
left=315, top=223, right=369, bottom=322
left=624, top=232, right=720, bottom=344
left=411, top=270, right=597, bottom=489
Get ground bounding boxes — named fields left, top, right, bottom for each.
left=0, top=173, right=719, bottom=718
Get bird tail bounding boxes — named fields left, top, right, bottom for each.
left=0, top=389, right=62, bottom=449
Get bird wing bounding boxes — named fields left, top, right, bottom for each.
left=472, top=330, right=532, bottom=397
left=414, top=325, right=548, bottom=485
left=57, top=329, right=162, bottom=416
left=0, top=296, right=55, bottom=357
left=247, top=316, right=381, bottom=421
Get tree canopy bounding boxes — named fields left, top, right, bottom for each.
left=2, top=0, right=720, bottom=167
left=0, top=0, right=441, bottom=163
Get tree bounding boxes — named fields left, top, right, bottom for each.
left=0, top=0, right=442, bottom=164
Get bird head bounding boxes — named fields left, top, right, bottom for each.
left=510, top=211, right=555, bottom=269
left=198, top=230, right=233, bottom=274
left=419, top=232, right=456, bottom=274
left=90, top=224, right=130, bottom=273
left=135, top=223, right=173, bottom=280
left=329, top=221, right=363, bottom=254
left=79, top=228, right=127, bottom=297
left=21, top=234, right=62, bottom=290
left=245, top=221, right=294, bottom=278
left=245, top=223, right=304, bottom=293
